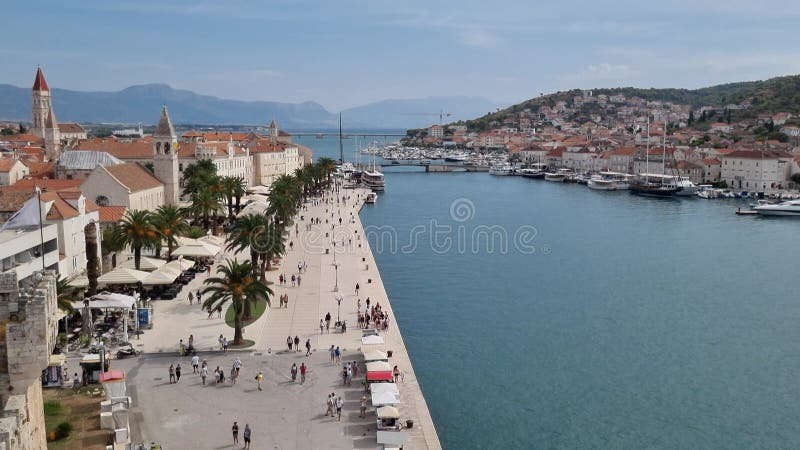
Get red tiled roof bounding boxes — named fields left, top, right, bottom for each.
left=32, top=67, right=49, bottom=91
left=701, top=158, right=721, bottom=165
left=21, top=161, right=55, bottom=179
left=0, top=134, right=44, bottom=144
left=98, top=205, right=127, bottom=223
left=8, top=178, right=82, bottom=192
left=725, top=150, right=790, bottom=159
left=57, top=123, right=85, bottom=133
left=611, top=147, right=637, bottom=156
left=0, top=188, right=35, bottom=212
left=102, top=163, right=163, bottom=192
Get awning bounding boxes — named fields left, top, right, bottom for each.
left=74, top=292, right=136, bottom=310
left=367, top=371, right=393, bottom=382
left=117, top=256, right=166, bottom=272
left=362, top=335, right=384, bottom=346
left=237, top=201, right=268, bottom=217
left=247, top=185, right=271, bottom=195
left=371, top=383, right=400, bottom=406
left=142, top=270, right=178, bottom=285
left=242, top=193, right=269, bottom=203
left=363, top=350, right=388, bottom=362
left=99, top=370, right=125, bottom=383
left=377, top=406, right=400, bottom=419
left=367, top=361, right=392, bottom=373
left=199, top=235, right=226, bottom=247
left=97, top=267, right=149, bottom=285
left=172, top=242, right=220, bottom=258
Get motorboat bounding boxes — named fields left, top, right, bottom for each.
left=574, top=173, right=591, bottom=185
left=362, top=171, right=385, bottom=190
left=753, top=199, right=800, bottom=216
left=444, top=153, right=469, bottom=162
left=629, top=173, right=680, bottom=197
left=365, top=192, right=377, bottom=204
left=674, top=177, right=699, bottom=196
left=489, top=165, right=514, bottom=176
left=544, top=168, right=573, bottom=182
left=588, top=171, right=634, bottom=190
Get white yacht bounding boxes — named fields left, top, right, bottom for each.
left=361, top=171, right=385, bottom=190
left=675, top=177, right=699, bottom=197
left=588, top=171, right=634, bottom=190
left=544, top=168, right=572, bottom=182
left=753, top=199, right=800, bottom=216
left=489, top=165, right=514, bottom=176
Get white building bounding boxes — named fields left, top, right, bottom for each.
left=81, top=163, right=164, bottom=211
left=0, top=159, right=30, bottom=186
left=0, top=224, right=59, bottom=285
left=721, top=150, right=791, bottom=192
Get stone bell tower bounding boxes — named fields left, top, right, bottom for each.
left=152, top=106, right=180, bottom=206
left=31, top=66, right=61, bottom=159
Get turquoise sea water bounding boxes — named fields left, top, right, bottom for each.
left=296, top=134, right=800, bottom=449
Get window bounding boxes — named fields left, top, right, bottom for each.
left=95, top=195, right=110, bottom=206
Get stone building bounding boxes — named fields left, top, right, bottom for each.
left=29, top=67, right=61, bottom=160
left=81, top=163, right=164, bottom=211
left=0, top=271, right=60, bottom=450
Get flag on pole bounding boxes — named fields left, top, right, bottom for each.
left=1, top=190, right=53, bottom=231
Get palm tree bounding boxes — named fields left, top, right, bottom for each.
left=190, top=186, right=223, bottom=230
left=226, top=214, right=266, bottom=277
left=316, top=157, right=337, bottom=187
left=221, top=176, right=246, bottom=222
left=182, top=159, right=217, bottom=196
left=151, top=205, right=189, bottom=259
left=268, top=174, right=302, bottom=230
left=114, top=210, right=157, bottom=270
left=202, top=259, right=272, bottom=345
left=56, top=277, right=78, bottom=314
left=252, top=219, right=285, bottom=276
left=231, top=177, right=247, bottom=215
left=101, top=227, right=125, bottom=269
left=84, top=223, right=100, bottom=296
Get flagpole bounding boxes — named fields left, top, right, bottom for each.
left=37, top=187, right=45, bottom=271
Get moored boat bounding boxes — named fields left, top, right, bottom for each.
left=753, top=199, right=800, bottom=216
left=365, top=192, right=377, bottom=204
left=489, top=165, right=514, bottom=176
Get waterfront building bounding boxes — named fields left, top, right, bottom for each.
left=720, top=149, right=791, bottom=192
left=700, top=158, right=722, bottom=183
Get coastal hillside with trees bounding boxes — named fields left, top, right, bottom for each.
left=459, top=74, right=800, bottom=132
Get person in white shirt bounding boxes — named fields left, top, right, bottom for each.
left=191, top=354, right=200, bottom=373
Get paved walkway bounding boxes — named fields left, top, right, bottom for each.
left=130, top=187, right=442, bottom=449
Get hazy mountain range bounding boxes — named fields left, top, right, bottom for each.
left=0, top=83, right=505, bottom=130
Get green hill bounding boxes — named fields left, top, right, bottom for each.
left=462, top=74, right=800, bottom=131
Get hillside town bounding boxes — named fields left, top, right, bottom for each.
left=405, top=90, right=800, bottom=194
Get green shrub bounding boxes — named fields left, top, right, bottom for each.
left=55, top=422, right=73, bottom=439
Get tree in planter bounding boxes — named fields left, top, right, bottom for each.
left=202, top=260, right=272, bottom=345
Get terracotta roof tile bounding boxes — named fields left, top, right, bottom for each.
left=98, top=206, right=127, bottom=223
left=57, top=123, right=86, bottom=134
left=0, top=159, right=20, bottom=172
left=21, top=161, right=55, bottom=178
left=0, top=188, right=35, bottom=213
left=7, top=178, right=82, bottom=192
left=32, top=67, right=49, bottom=91
left=103, top=163, right=163, bottom=192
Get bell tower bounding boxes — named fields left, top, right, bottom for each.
left=153, top=105, right=180, bottom=206
left=31, top=66, right=61, bottom=159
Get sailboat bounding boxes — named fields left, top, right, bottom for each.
left=361, top=140, right=386, bottom=191
left=630, top=118, right=679, bottom=197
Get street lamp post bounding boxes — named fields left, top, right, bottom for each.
left=332, top=240, right=339, bottom=292
left=335, top=295, right=343, bottom=323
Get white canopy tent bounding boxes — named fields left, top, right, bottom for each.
left=74, top=292, right=137, bottom=310
left=67, top=275, right=89, bottom=288
left=371, top=383, right=400, bottom=406
left=199, top=235, right=226, bottom=248
left=97, top=268, right=149, bottom=285
left=363, top=350, right=388, bottom=362
left=142, top=270, right=178, bottom=285
left=377, top=406, right=400, bottom=419
left=242, top=193, right=269, bottom=204
left=247, top=185, right=271, bottom=195
left=172, top=242, right=220, bottom=258
left=164, top=259, right=195, bottom=273
left=362, top=335, right=385, bottom=346
left=237, top=201, right=269, bottom=217
left=117, top=257, right=166, bottom=272
left=367, top=361, right=392, bottom=373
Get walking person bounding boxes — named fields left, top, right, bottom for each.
left=297, top=275, right=301, bottom=287
left=355, top=283, right=360, bottom=295
left=287, top=335, right=293, bottom=351
left=291, top=274, right=296, bottom=287
left=191, top=354, right=200, bottom=374
left=168, top=364, right=175, bottom=384
left=294, top=336, right=300, bottom=352
left=188, top=291, right=194, bottom=305
left=222, top=336, right=229, bottom=352
left=305, top=339, right=312, bottom=356
left=243, top=424, right=251, bottom=449
left=255, top=371, right=264, bottom=391
left=175, top=363, right=181, bottom=382
left=335, top=346, right=341, bottom=364
left=232, top=422, right=239, bottom=446
left=291, top=363, right=298, bottom=382
left=300, top=363, right=307, bottom=384
left=325, top=394, right=334, bottom=417
left=336, top=396, right=344, bottom=421
left=325, top=312, right=331, bottom=332
left=197, top=289, right=202, bottom=305
left=360, top=395, right=368, bottom=418
left=329, top=345, right=335, bottom=364
left=218, top=334, right=224, bottom=351
left=201, top=363, right=208, bottom=385
left=320, top=319, right=324, bottom=335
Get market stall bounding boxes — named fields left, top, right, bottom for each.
left=42, top=354, right=66, bottom=388
left=371, top=382, right=400, bottom=406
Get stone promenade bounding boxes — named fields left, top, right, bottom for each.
left=125, top=187, right=442, bottom=449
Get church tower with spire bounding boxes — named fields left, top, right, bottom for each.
left=31, top=66, right=61, bottom=159
left=153, top=106, right=180, bottom=206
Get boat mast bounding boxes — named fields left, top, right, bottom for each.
left=662, top=119, right=667, bottom=184
left=338, top=113, right=344, bottom=164
left=645, top=115, right=650, bottom=178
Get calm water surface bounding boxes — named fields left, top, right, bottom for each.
left=298, top=135, right=800, bottom=449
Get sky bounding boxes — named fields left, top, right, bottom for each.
left=4, top=0, right=800, bottom=111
